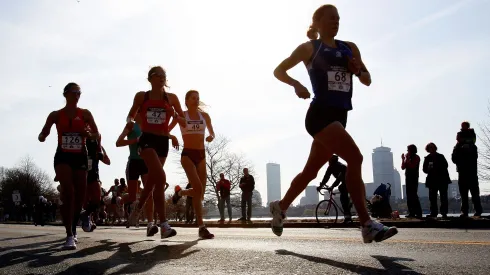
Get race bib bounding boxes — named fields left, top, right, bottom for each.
left=327, top=70, right=351, bottom=92
left=88, top=157, right=93, bottom=171
left=146, top=107, right=166, bottom=124
left=61, top=133, right=83, bottom=151
left=187, top=120, right=204, bottom=132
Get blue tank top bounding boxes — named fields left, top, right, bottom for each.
left=307, top=39, right=354, bottom=110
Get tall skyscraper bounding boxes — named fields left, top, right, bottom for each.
left=372, top=145, right=400, bottom=199
left=266, top=163, right=281, bottom=204
left=393, top=168, right=402, bottom=199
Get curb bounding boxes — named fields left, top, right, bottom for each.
left=4, top=218, right=490, bottom=229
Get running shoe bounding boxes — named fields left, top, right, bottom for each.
left=147, top=222, right=159, bottom=237
left=63, top=236, right=77, bottom=250
left=361, top=220, right=398, bottom=243
left=270, top=200, right=285, bottom=237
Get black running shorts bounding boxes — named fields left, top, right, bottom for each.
left=54, top=151, right=88, bottom=171
left=137, top=133, right=169, bottom=158
left=305, top=103, right=348, bottom=137
left=126, top=158, right=148, bottom=180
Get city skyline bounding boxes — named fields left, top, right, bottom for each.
left=0, top=0, right=489, bottom=207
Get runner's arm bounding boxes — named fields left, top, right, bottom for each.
left=115, top=125, right=137, bottom=147
left=169, top=93, right=186, bottom=127
left=346, top=41, right=371, bottom=86
left=83, top=109, right=100, bottom=139
left=127, top=92, right=144, bottom=123
left=100, top=146, right=111, bottom=165
left=38, top=111, right=57, bottom=141
left=273, top=42, right=313, bottom=86
left=203, top=112, right=215, bottom=142
left=168, top=117, right=179, bottom=132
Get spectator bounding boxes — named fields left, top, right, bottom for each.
left=238, top=168, right=255, bottom=221
left=423, top=142, right=452, bottom=218
left=185, top=183, right=194, bottom=224
left=456, top=121, right=476, bottom=147
left=452, top=125, right=482, bottom=218
left=401, top=144, right=422, bottom=218
left=217, top=173, right=232, bottom=222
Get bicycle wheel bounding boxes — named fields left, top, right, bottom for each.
left=315, top=199, right=338, bottom=225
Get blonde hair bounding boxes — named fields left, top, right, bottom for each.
left=306, top=4, right=337, bottom=40
left=185, top=90, right=207, bottom=112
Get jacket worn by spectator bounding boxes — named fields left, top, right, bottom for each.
left=240, top=175, right=255, bottom=193
left=401, top=153, right=420, bottom=179
left=217, top=179, right=231, bottom=198
left=423, top=153, right=451, bottom=187
left=452, top=143, right=478, bottom=175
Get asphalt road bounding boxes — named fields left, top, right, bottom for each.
left=0, top=224, right=489, bottom=274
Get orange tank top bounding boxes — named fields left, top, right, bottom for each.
left=56, top=108, right=86, bottom=153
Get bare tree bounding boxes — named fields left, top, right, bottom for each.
left=479, top=104, right=490, bottom=182
left=0, top=155, right=56, bottom=206
left=172, top=135, right=256, bottom=204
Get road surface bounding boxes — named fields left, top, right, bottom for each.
left=1, top=224, right=489, bottom=274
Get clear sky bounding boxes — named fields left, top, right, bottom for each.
left=1, top=0, right=489, bottom=205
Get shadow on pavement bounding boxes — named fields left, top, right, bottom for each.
left=275, top=249, right=423, bottom=275
left=0, top=236, right=200, bottom=274
left=55, top=239, right=200, bottom=275
left=0, top=233, right=56, bottom=242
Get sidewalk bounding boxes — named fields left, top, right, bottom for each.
left=4, top=216, right=490, bottom=229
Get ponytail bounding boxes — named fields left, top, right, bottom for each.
left=306, top=25, right=318, bottom=40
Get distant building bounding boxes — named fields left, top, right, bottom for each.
left=266, top=163, right=281, bottom=205
left=393, top=169, right=402, bottom=199
left=403, top=183, right=430, bottom=199
left=372, top=145, right=402, bottom=199
left=449, top=180, right=461, bottom=199
left=300, top=186, right=319, bottom=206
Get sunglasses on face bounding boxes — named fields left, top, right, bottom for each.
left=150, top=72, right=166, bottom=78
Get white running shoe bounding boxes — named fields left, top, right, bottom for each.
left=270, top=201, right=285, bottom=237
left=63, top=236, right=77, bottom=250
left=361, top=220, right=398, bottom=243
left=73, top=235, right=78, bottom=243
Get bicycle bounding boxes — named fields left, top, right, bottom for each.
left=315, top=185, right=344, bottom=224
left=315, top=184, right=373, bottom=224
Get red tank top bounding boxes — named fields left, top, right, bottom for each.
left=56, top=108, right=86, bottom=153
left=140, top=91, right=174, bottom=133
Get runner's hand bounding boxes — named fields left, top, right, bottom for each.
left=170, top=135, right=179, bottom=150
left=38, top=133, right=46, bottom=142
left=294, top=82, right=310, bottom=99
left=205, top=135, right=214, bottom=142
left=347, top=56, right=361, bottom=75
